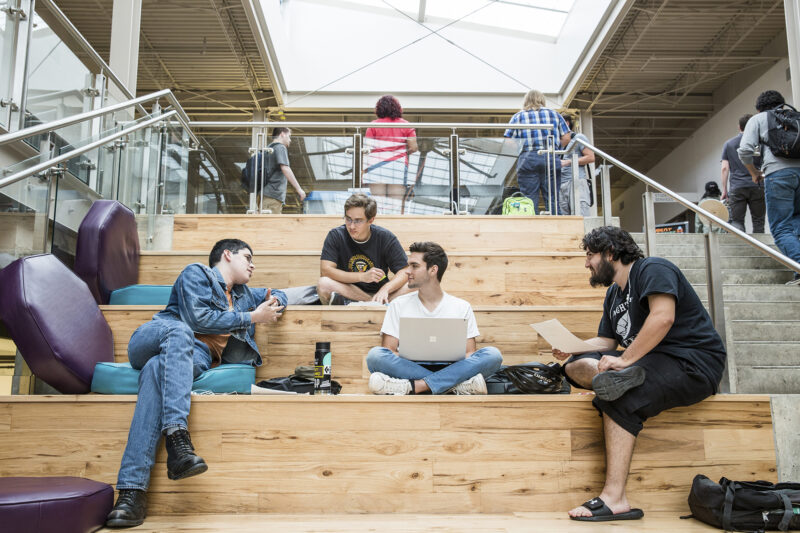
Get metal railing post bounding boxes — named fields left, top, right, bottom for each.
left=704, top=230, right=730, bottom=392
left=570, top=148, right=580, bottom=216
left=450, top=132, right=460, bottom=213
left=601, top=163, right=612, bottom=226
left=353, top=132, right=362, bottom=189
left=16, top=0, right=34, bottom=131
left=642, top=186, right=656, bottom=257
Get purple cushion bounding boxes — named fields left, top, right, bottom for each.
left=0, top=254, right=113, bottom=393
left=0, top=477, right=113, bottom=533
left=74, top=200, right=140, bottom=305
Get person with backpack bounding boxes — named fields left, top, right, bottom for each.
left=241, top=127, right=306, bottom=213
left=738, top=90, right=800, bottom=285
left=504, top=89, right=572, bottom=215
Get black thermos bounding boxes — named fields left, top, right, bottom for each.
left=314, top=341, right=332, bottom=395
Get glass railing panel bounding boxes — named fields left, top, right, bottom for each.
left=115, top=121, right=161, bottom=216
left=50, top=173, right=100, bottom=268
left=157, top=122, right=190, bottom=215
left=0, top=174, right=50, bottom=267
left=23, top=11, right=94, bottom=140
left=362, top=136, right=452, bottom=215
left=296, top=135, right=354, bottom=214
left=457, top=137, right=518, bottom=215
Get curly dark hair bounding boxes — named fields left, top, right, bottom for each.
left=581, top=226, right=644, bottom=265
left=755, top=90, right=785, bottom=112
left=375, top=95, right=403, bottom=120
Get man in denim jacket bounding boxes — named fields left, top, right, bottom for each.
left=106, top=238, right=286, bottom=528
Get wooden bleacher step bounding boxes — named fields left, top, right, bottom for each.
left=138, top=251, right=604, bottom=306
left=101, top=306, right=603, bottom=392
left=0, top=394, right=777, bottom=516
left=166, top=214, right=586, bottom=252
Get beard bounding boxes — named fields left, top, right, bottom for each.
left=589, top=256, right=616, bottom=287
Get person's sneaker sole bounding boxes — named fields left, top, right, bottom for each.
left=168, top=460, right=208, bottom=481
left=591, top=366, right=646, bottom=402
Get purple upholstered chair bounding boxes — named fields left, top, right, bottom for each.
left=0, top=477, right=113, bottom=533
left=0, top=254, right=113, bottom=393
left=74, top=200, right=140, bottom=305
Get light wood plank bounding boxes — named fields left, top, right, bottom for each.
left=101, top=306, right=603, bottom=392
left=0, top=395, right=775, bottom=515
left=136, top=252, right=605, bottom=306
left=170, top=215, right=585, bottom=252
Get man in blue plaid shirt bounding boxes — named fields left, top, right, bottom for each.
left=504, top=89, right=571, bottom=214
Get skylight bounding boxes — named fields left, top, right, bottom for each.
left=252, top=0, right=622, bottom=110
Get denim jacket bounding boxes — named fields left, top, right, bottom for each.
left=152, top=263, right=287, bottom=366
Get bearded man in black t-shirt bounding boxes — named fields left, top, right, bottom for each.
left=318, top=193, right=411, bottom=305
left=552, top=226, right=726, bottom=523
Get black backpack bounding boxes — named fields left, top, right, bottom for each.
left=241, top=143, right=277, bottom=192
left=486, top=362, right=570, bottom=394
left=765, top=104, right=800, bottom=159
left=686, top=474, right=800, bottom=531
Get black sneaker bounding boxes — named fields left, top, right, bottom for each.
left=329, top=292, right=353, bottom=305
left=165, top=428, right=208, bottom=480
left=591, top=366, right=646, bottom=401
left=106, top=489, right=147, bottom=528
left=786, top=273, right=800, bottom=286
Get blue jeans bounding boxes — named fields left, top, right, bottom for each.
left=764, top=168, right=800, bottom=263
left=366, top=346, right=502, bottom=394
left=517, top=151, right=561, bottom=214
left=116, top=320, right=212, bottom=490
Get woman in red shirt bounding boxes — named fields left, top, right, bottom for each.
left=364, top=95, right=417, bottom=202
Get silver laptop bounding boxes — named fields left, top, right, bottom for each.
left=398, top=317, right=468, bottom=362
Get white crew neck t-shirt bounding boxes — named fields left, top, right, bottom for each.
left=380, top=291, right=479, bottom=340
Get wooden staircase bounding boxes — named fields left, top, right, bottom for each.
left=0, top=213, right=779, bottom=530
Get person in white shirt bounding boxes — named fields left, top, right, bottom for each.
left=366, top=241, right=502, bottom=395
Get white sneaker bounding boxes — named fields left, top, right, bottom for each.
left=452, top=374, right=488, bottom=395
left=368, top=372, right=412, bottom=395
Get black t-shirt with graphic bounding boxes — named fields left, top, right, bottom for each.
left=598, top=257, right=726, bottom=390
left=320, top=224, right=408, bottom=294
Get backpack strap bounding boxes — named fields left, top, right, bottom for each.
left=777, top=491, right=793, bottom=531
left=722, top=482, right=735, bottom=532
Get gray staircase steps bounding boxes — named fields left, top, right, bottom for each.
left=682, top=268, right=794, bottom=285
left=668, top=255, right=785, bottom=270
left=731, top=342, right=800, bottom=366
left=729, top=320, right=800, bottom=342
left=725, top=302, right=800, bottom=320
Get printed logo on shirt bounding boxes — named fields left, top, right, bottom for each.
left=612, top=290, right=635, bottom=347
left=348, top=254, right=374, bottom=273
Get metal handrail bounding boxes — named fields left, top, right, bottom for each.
left=0, top=110, right=177, bottom=189
left=0, top=89, right=172, bottom=146
left=189, top=121, right=553, bottom=130
left=572, top=138, right=800, bottom=274
left=36, top=0, right=147, bottom=117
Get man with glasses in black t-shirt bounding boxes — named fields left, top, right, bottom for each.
left=318, top=193, right=411, bottom=305
left=552, top=226, right=726, bottom=523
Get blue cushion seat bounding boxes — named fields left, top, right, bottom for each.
left=91, top=362, right=255, bottom=394
left=108, top=284, right=173, bottom=305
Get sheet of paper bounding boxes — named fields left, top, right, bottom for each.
left=530, top=319, right=599, bottom=354
left=250, top=384, right=299, bottom=395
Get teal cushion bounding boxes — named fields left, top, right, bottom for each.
left=91, top=362, right=255, bottom=394
left=108, top=285, right=172, bottom=305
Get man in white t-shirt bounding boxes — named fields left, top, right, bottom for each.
left=366, top=241, right=503, bottom=395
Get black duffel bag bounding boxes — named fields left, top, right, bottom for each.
left=256, top=374, right=342, bottom=395
left=486, top=362, right=570, bottom=394
left=686, top=474, right=800, bottom=531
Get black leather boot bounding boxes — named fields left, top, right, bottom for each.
left=106, top=489, right=147, bottom=528
left=165, top=428, right=208, bottom=480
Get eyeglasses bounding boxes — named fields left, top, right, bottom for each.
left=236, top=251, right=255, bottom=265
left=344, top=216, right=367, bottom=226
